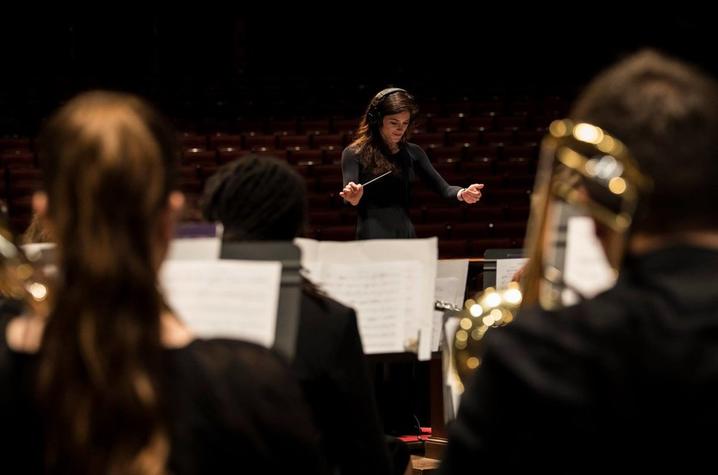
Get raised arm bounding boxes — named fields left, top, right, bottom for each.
left=340, top=148, right=364, bottom=206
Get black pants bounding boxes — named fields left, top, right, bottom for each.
left=371, top=360, right=430, bottom=436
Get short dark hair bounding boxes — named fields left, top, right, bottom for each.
left=571, top=49, right=718, bottom=233
left=201, top=154, right=307, bottom=240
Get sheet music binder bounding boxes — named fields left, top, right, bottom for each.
left=219, top=241, right=302, bottom=361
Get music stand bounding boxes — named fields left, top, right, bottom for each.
left=482, top=248, right=525, bottom=289
left=219, top=241, right=302, bottom=361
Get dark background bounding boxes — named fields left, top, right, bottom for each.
left=0, top=12, right=713, bottom=135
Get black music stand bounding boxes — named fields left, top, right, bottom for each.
left=220, top=241, right=302, bottom=361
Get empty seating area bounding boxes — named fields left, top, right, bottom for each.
left=0, top=95, right=566, bottom=256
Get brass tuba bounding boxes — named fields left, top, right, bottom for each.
left=453, top=119, right=651, bottom=386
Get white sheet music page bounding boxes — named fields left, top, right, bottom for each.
left=293, top=237, right=322, bottom=283
left=496, top=258, right=529, bottom=289
left=564, top=216, right=617, bottom=300
left=304, top=238, right=437, bottom=360
left=437, top=259, right=469, bottom=306
left=320, top=261, right=420, bottom=354
left=160, top=260, right=281, bottom=347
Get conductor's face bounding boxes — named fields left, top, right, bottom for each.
left=380, top=111, right=411, bottom=147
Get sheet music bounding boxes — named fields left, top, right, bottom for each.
left=294, top=237, right=319, bottom=262
left=437, top=259, right=469, bottom=306
left=167, top=237, right=221, bottom=260
left=160, top=260, right=281, bottom=347
left=296, top=237, right=437, bottom=360
left=320, top=261, right=420, bottom=354
left=496, top=258, right=529, bottom=289
left=294, top=238, right=322, bottom=282
left=564, top=216, right=616, bottom=300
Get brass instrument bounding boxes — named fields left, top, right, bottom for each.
left=452, top=119, right=651, bottom=387
left=0, top=202, right=52, bottom=319
left=452, top=282, right=522, bottom=387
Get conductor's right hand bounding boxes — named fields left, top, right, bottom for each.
left=339, top=182, right=364, bottom=206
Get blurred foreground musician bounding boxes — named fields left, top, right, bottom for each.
left=442, top=50, right=718, bottom=473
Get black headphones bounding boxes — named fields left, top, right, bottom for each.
left=366, top=87, right=408, bottom=127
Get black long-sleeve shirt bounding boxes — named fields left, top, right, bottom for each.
left=341, top=143, right=461, bottom=238
left=0, top=314, right=326, bottom=474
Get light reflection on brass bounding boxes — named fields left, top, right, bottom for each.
left=453, top=119, right=651, bottom=393
left=609, top=176, right=627, bottom=195
left=504, top=288, right=522, bottom=305
left=482, top=291, right=502, bottom=309
left=549, top=120, right=568, bottom=137
left=28, top=283, right=48, bottom=301
left=454, top=282, right=523, bottom=385
left=471, top=327, right=486, bottom=341
left=596, top=134, right=616, bottom=154
left=16, top=264, right=33, bottom=281
left=0, top=214, right=53, bottom=319
left=574, top=123, right=604, bottom=144
left=503, top=311, right=515, bottom=324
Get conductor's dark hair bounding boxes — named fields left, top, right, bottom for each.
left=349, top=88, right=418, bottom=174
